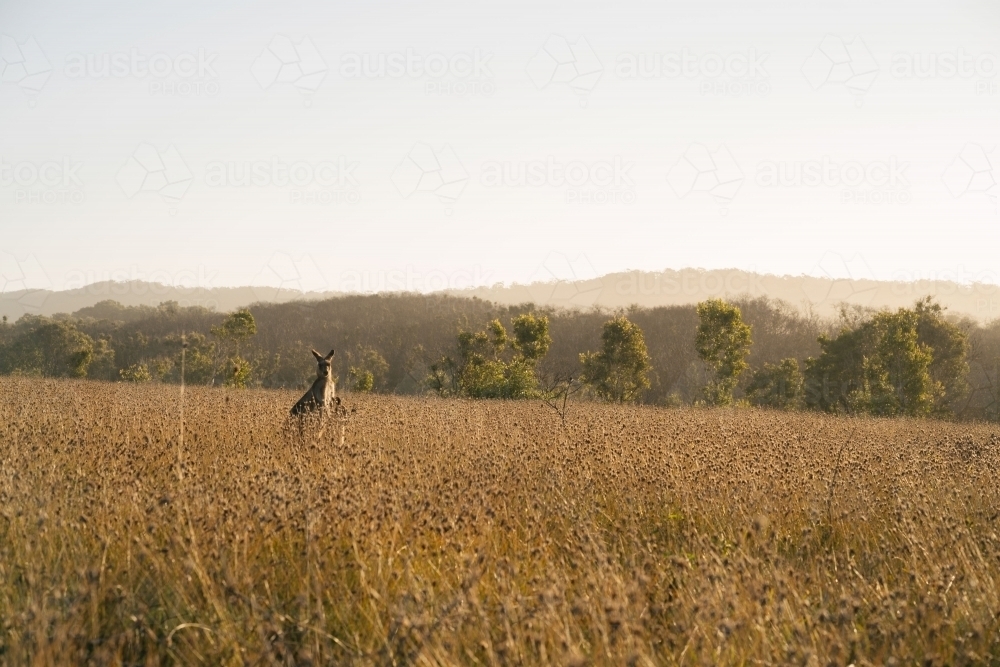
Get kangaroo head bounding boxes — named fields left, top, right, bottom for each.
left=311, top=349, right=335, bottom=379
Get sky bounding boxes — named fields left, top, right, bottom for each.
left=1, top=0, right=998, bottom=296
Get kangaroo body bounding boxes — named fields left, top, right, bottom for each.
left=291, top=349, right=336, bottom=416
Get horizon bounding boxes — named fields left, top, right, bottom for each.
left=8, top=262, right=1000, bottom=296
left=6, top=264, right=1000, bottom=326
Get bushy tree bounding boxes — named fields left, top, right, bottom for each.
left=580, top=315, right=651, bottom=403
left=695, top=299, right=752, bottom=406
left=865, top=309, right=937, bottom=416
left=453, top=319, right=509, bottom=398
left=210, top=308, right=257, bottom=351
left=120, top=363, right=152, bottom=383
left=0, top=317, right=96, bottom=378
left=88, top=337, right=117, bottom=381
left=427, top=356, right=459, bottom=396
left=802, top=317, right=868, bottom=414
left=431, top=313, right=551, bottom=399
left=348, top=347, right=389, bottom=393
left=511, top=313, right=551, bottom=361
left=914, top=297, right=970, bottom=416
left=745, top=358, right=803, bottom=409
left=180, top=333, right=217, bottom=385
left=211, top=309, right=257, bottom=388
left=804, top=302, right=956, bottom=417
left=225, top=356, right=253, bottom=388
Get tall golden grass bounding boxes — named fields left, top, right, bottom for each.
left=1, top=377, right=998, bottom=665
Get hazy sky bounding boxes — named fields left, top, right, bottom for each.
left=1, top=0, right=998, bottom=295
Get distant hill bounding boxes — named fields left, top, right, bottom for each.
left=2, top=268, right=999, bottom=323
left=0, top=281, right=337, bottom=321
left=443, top=268, right=1000, bottom=323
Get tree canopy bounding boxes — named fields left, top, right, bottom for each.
left=580, top=315, right=651, bottom=403
left=430, top=313, right=552, bottom=399
left=803, top=299, right=968, bottom=417
left=695, top=299, right=753, bottom=406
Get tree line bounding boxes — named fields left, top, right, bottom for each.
left=2, top=292, right=1000, bottom=420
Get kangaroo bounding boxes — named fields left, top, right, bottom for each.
left=290, top=349, right=337, bottom=416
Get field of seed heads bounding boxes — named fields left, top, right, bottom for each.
left=1, top=378, right=999, bottom=666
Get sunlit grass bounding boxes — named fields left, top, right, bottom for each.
left=1, top=377, right=998, bottom=665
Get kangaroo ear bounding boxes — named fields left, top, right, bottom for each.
left=325, top=349, right=336, bottom=360
left=312, top=349, right=323, bottom=361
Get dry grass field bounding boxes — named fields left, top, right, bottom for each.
left=1, top=378, right=999, bottom=666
